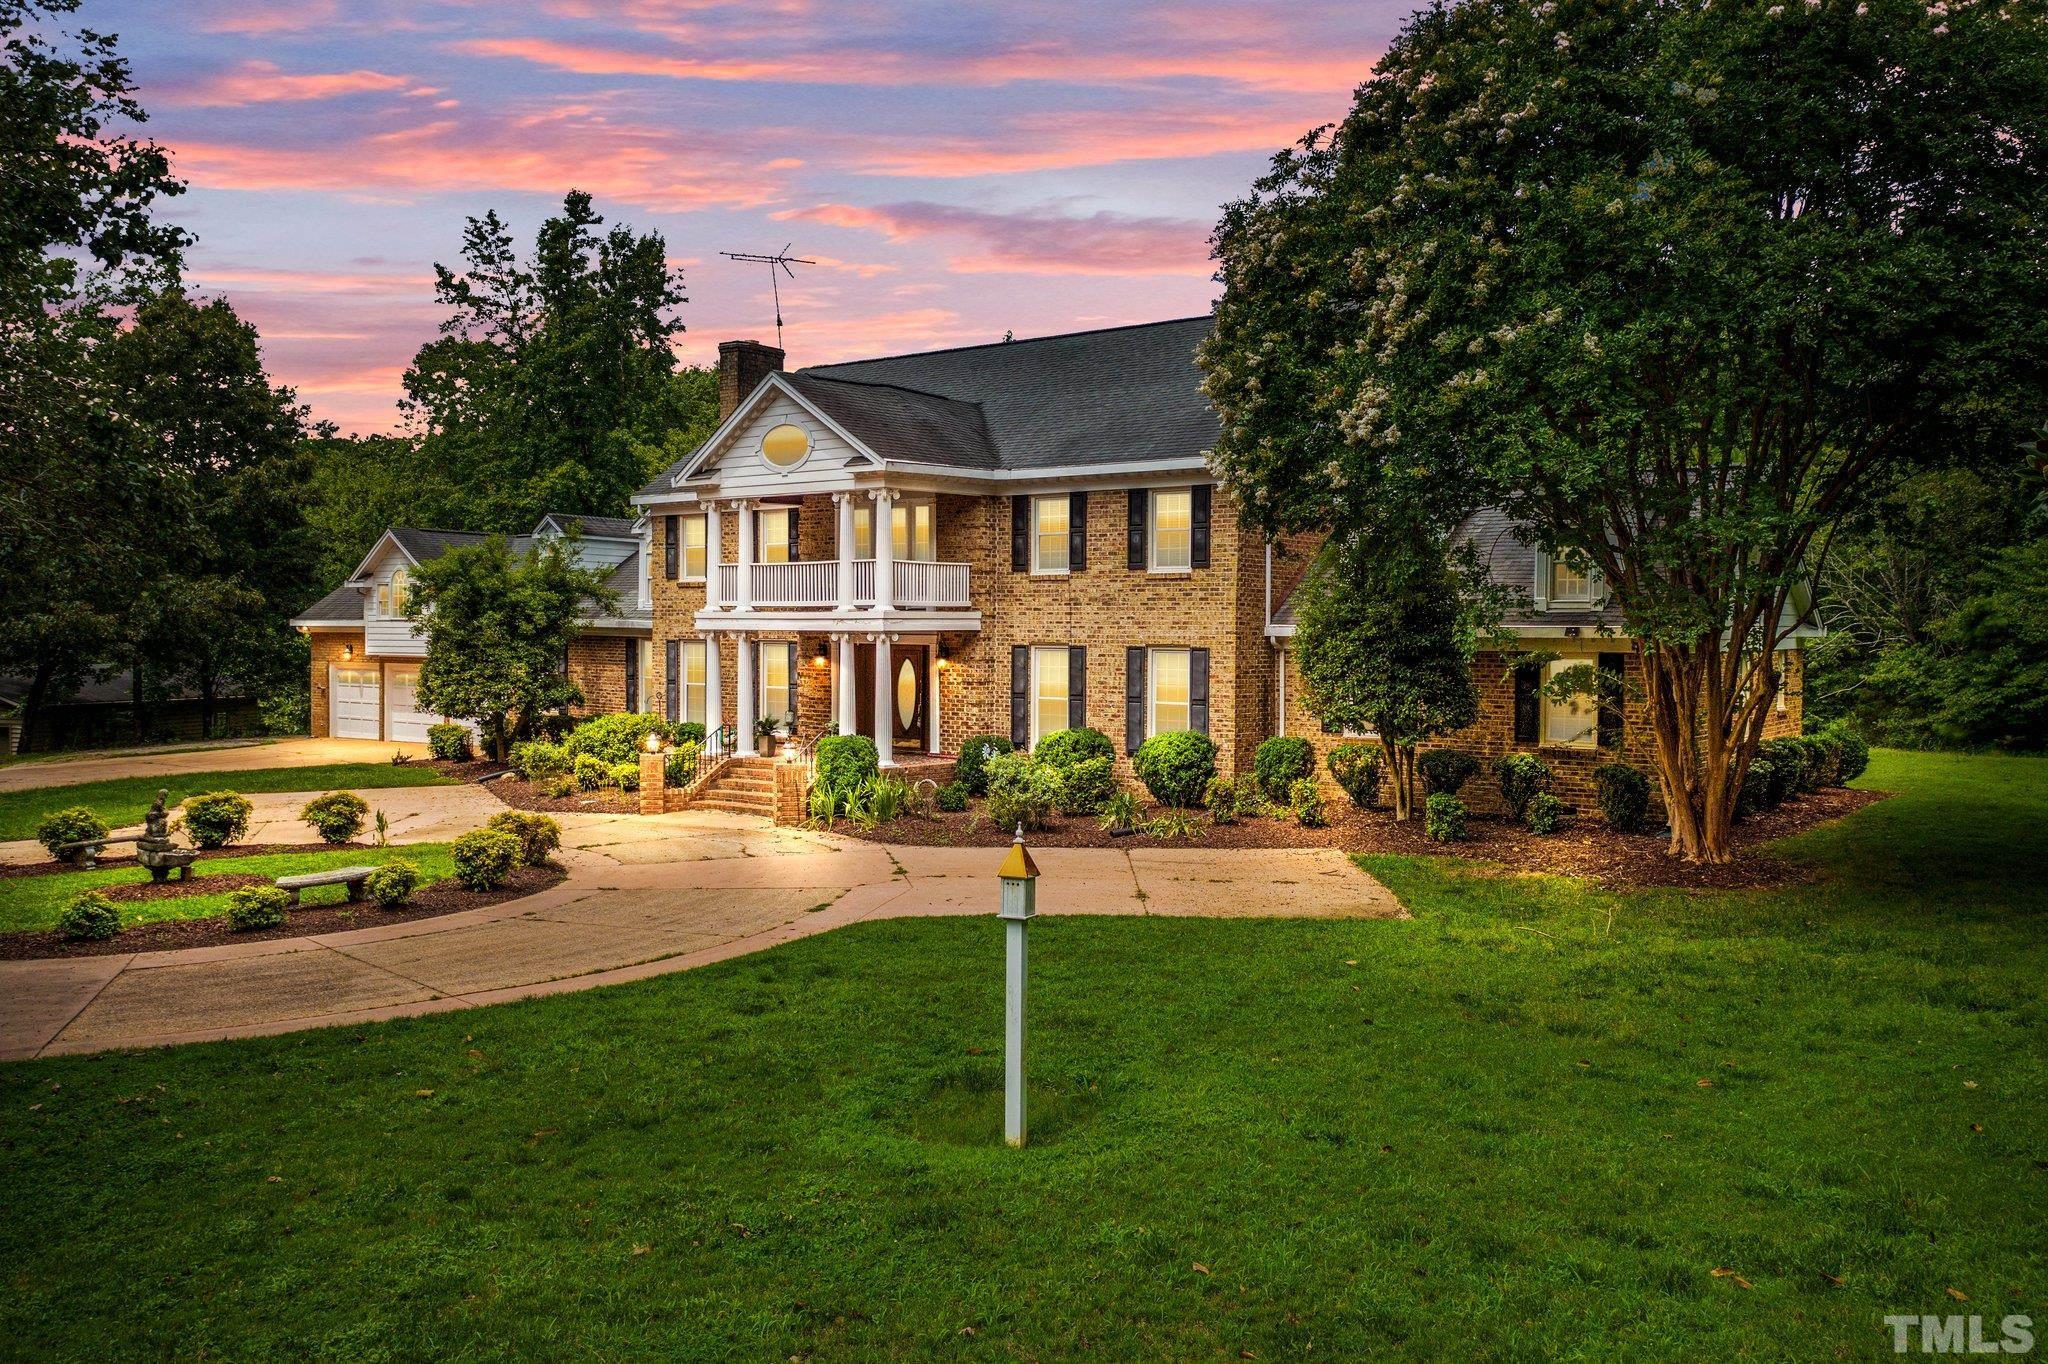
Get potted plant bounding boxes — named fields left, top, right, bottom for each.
left=755, top=714, right=787, bottom=756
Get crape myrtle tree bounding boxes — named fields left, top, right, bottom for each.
left=1292, top=532, right=1487, bottom=821
left=1200, top=0, right=2048, bottom=861
left=404, top=536, right=614, bottom=760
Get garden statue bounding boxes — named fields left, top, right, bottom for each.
left=135, top=788, right=199, bottom=883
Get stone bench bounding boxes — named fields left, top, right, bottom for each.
left=54, top=835, right=143, bottom=869
left=274, top=866, right=380, bottom=905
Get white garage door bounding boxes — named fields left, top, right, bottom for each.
left=384, top=664, right=437, bottom=744
left=329, top=665, right=381, bottom=739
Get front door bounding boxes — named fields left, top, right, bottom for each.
left=851, top=644, right=927, bottom=750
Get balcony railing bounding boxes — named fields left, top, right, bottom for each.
left=711, top=558, right=972, bottom=610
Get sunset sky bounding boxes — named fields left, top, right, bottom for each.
left=97, top=0, right=1400, bottom=434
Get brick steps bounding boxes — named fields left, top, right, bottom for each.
left=688, top=756, right=784, bottom=819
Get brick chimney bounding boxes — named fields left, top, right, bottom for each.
left=717, top=339, right=785, bottom=419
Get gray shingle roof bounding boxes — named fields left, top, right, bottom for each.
left=297, top=522, right=645, bottom=625
left=540, top=513, right=638, bottom=539
left=785, top=373, right=996, bottom=470
left=294, top=581, right=366, bottom=624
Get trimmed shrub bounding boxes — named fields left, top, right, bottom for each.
left=674, top=721, right=706, bottom=746
left=181, top=791, right=252, bottom=849
left=1758, top=738, right=1807, bottom=800
left=511, top=739, right=570, bottom=781
left=1289, top=777, right=1328, bottom=828
left=1525, top=791, right=1568, bottom=834
left=451, top=828, right=521, bottom=890
left=363, top=860, right=421, bottom=908
left=538, top=774, right=579, bottom=799
left=1253, top=736, right=1316, bottom=802
left=572, top=753, right=610, bottom=791
left=1033, top=727, right=1115, bottom=771
left=227, top=885, right=291, bottom=931
left=957, top=734, right=1015, bottom=796
left=37, top=807, right=108, bottom=864
left=983, top=751, right=1060, bottom=831
left=1205, top=775, right=1239, bottom=824
left=609, top=760, right=640, bottom=791
left=663, top=741, right=700, bottom=786
left=815, top=734, right=880, bottom=796
left=1418, top=749, right=1480, bottom=798
left=1424, top=793, right=1468, bottom=842
left=1737, top=754, right=1779, bottom=819
left=300, top=791, right=369, bottom=844
left=486, top=810, right=562, bottom=867
left=1594, top=763, right=1653, bottom=833
left=1133, top=730, right=1218, bottom=808
left=426, top=723, right=473, bottom=761
left=57, top=890, right=121, bottom=941
left=563, top=712, right=673, bottom=765
left=934, top=782, right=969, bottom=813
left=1326, top=744, right=1383, bottom=809
left=1493, top=753, right=1553, bottom=823
left=1053, top=755, right=1116, bottom=816
left=1231, top=772, right=1267, bottom=818
left=1825, top=721, right=1871, bottom=784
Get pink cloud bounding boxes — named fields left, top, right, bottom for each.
left=849, top=107, right=1319, bottom=177
left=163, top=61, right=415, bottom=107
left=775, top=201, right=1211, bottom=276
left=196, top=0, right=339, bottom=35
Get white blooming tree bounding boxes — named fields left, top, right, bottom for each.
left=1201, top=0, right=2048, bottom=862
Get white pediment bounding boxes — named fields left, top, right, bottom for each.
left=678, top=375, right=880, bottom=496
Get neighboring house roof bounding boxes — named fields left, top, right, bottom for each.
left=537, top=513, right=638, bottom=539
left=0, top=670, right=251, bottom=709
left=642, top=315, right=1217, bottom=493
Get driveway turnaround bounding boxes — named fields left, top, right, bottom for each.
left=0, top=736, right=427, bottom=793
left=0, top=813, right=1402, bottom=1059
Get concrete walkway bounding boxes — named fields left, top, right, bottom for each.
left=0, top=737, right=426, bottom=792
left=0, top=815, right=1402, bottom=1060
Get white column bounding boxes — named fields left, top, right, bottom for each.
left=834, top=492, right=857, bottom=612
left=834, top=633, right=856, bottom=735
left=705, top=630, right=724, bottom=746
left=927, top=646, right=943, bottom=754
left=733, top=500, right=754, bottom=613
left=735, top=632, right=757, bottom=756
left=871, top=489, right=896, bottom=613
left=872, top=632, right=895, bottom=767
left=705, top=502, right=724, bottom=609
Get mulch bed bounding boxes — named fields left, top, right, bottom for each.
left=1, top=842, right=373, bottom=879
left=839, top=786, right=1891, bottom=891
left=100, top=872, right=270, bottom=903
left=479, top=772, right=639, bottom=815
left=0, top=863, right=567, bottom=961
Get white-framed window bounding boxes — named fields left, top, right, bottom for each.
left=679, top=514, right=707, bottom=581
left=1031, top=496, right=1070, bottom=574
left=1547, top=555, right=1594, bottom=605
left=636, top=639, right=656, bottom=714
left=757, top=508, right=794, bottom=564
left=759, top=640, right=796, bottom=731
left=1543, top=657, right=1598, bottom=747
left=1031, top=645, right=1069, bottom=747
left=1149, top=647, right=1192, bottom=736
left=893, top=501, right=935, bottom=562
left=680, top=639, right=708, bottom=727
left=1150, top=489, right=1192, bottom=571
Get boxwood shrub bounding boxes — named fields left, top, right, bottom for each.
left=1053, top=755, right=1116, bottom=816
left=57, top=890, right=122, bottom=941
left=227, top=885, right=291, bottom=931
left=1253, top=736, right=1316, bottom=802
left=1824, top=721, right=1870, bottom=783
left=1289, top=777, right=1327, bottom=828
left=956, top=734, right=1014, bottom=796
left=815, top=734, right=880, bottom=797
left=363, top=860, right=421, bottom=908
left=181, top=791, right=252, bottom=849
left=933, top=781, right=969, bottom=813
left=451, top=828, right=521, bottom=890
left=1594, top=763, right=1653, bottom=833
left=426, top=722, right=473, bottom=761
left=300, top=791, right=369, bottom=844
left=1525, top=791, right=1568, bottom=834
left=1033, top=727, right=1115, bottom=771
left=983, top=752, right=1059, bottom=831
left=1133, top=731, right=1217, bottom=808
left=511, top=739, right=570, bottom=781
left=1326, top=744, right=1383, bottom=809
left=1418, top=749, right=1480, bottom=798
left=486, top=810, right=562, bottom=866
left=1493, top=753, right=1553, bottom=823
left=1424, top=793, right=1468, bottom=842
left=563, top=712, right=673, bottom=765
left=37, top=807, right=109, bottom=863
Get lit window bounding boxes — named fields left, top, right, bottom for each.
left=761, top=423, right=809, bottom=469
left=681, top=640, right=708, bottom=727
left=1032, top=496, right=1069, bottom=573
left=893, top=502, right=935, bottom=562
left=759, top=641, right=795, bottom=730
left=758, top=509, right=793, bottom=564
left=1150, top=648, right=1191, bottom=736
left=388, top=568, right=409, bottom=614
left=375, top=584, right=390, bottom=616
left=1151, top=490, right=1192, bottom=571
left=1549, top=557, right=1593, bottom=604
left=1032, top=646, right=1069, bottom=747
left=852, top=505, right=874, bottom=559
left=1543, top=658, right=1597, bottom=747
left=680, top=515, right=707, bottom=580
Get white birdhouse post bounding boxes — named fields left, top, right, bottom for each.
left=997, top=826, right=1038, bottom=1148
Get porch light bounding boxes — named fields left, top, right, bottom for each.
left=644, top=730, right=668, bottom=754
left=342, top=644, right=354, bottom=660
left=813, top=653, right=829, bottom=669
left=935, top=646, right=949, bottom=670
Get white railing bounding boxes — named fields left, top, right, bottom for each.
left=708, top=559, right=972, bottom=610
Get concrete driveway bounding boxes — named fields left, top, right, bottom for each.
left=0, top=737, right=427, bottom=792
left=0, top=816, right=1403, bottom=1059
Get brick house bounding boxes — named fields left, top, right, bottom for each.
left=292, top=516, right=651, bottom=742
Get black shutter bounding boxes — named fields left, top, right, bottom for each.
left=1069, top=492, right=1088, bottom=571
left=664, top=515, right=678, bottom=580
left=1127, top=490, right=1147, bottom=569
left=1190, top=484, right=1211, bottom=569
left=665, top=640, right=681, bottom=723
left=624, top=638, right=639, bottom=712
left=1011, top=496, right=1030, bottom=571
left=1189, top=648, right=1210, bottom=735
left=788, top=505, right=801, bottom=561
left=1512, top=662, right=1540, bottom=744
left=1125, top=647, right=1147, bottom=754
left=1011, top=645, right=1030, bottom=748
left=1068, top=646, right=1086, bottom=729
left=1597, top=651, right=1626, bottom=750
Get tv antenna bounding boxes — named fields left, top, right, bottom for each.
left=719, top=244, right=814, bottom=348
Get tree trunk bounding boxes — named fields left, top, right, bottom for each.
left=200, top=671, right=217, bottom=740
left=130, top=654, right=146, bottom=743
left=1387, top=743, right=1419, bottom=821
left=18, top=660, right=55, bottom=754
left=1640, top=643, right=1774, bottom=864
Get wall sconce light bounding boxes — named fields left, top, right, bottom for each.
left=342, top=643, right=354, bottom=660
left=935, top=646, right=949, bottom=670
left=813, top=653, right=829, bottom=669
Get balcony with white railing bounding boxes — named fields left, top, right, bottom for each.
left=711, top=558, right=972, bottom=611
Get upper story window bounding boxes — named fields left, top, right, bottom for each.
left=1547, top=556, right=1594, bottom=605
left=1150, top=489, right=1192, bottom=571
left=757, top=507, right=794, bottom=564
left=1149, top=647, right=1192, bottom=736
left=1032, top=495, right=1070, bottom=574
left=761, top=423, right=810, bottom=470
left=375, top=567, right=410, bottom=617
left=680, top=514, right=707, bottom=581
left=851, top=501, right=937, bottom=562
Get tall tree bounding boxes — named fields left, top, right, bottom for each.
left=303, top=433, right=451, bottom=587
left=401, top=192, right=689, bottom=529
left=1201, top=0, right=2048, bottom=861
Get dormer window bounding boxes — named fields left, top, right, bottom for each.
left=1549, top=559, right=1593, bottom=605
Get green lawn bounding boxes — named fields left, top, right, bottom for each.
left=0, top=762, right=455, bottom=843
left=0, top=844, right=457, bottom=934
left=1, top=750, right=2041, bottom=1359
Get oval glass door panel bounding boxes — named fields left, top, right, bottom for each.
left=896, top=659, right=918, bottom=730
